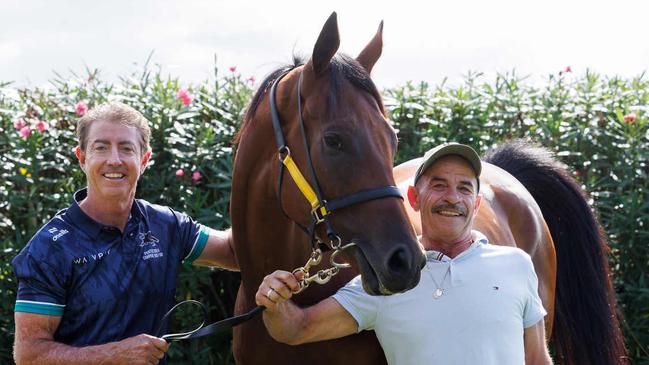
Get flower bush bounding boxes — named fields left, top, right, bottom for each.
left=0, top=66, right=647, bottom=364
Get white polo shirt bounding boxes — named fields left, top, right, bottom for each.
left=333, top=231, right=546, bottom=365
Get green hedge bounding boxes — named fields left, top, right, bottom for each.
left=1, top=66, right=647, bottom=364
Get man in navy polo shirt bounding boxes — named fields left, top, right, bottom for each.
left=12, top=102, right=238, bottom=364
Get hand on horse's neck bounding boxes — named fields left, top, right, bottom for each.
left=421, top=231, right=475, bottom=258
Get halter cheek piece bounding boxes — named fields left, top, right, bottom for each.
left=270, top=70, right=404, bottom=251
left=157, top=68, right=403, bottom=342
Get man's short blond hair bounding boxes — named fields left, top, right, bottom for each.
left=76, top=102, right=151, bottom=155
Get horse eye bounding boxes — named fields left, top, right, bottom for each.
left=324, top=134, right=343, bottom=151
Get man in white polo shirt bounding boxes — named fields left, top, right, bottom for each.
left=255, top=143, right=553, bottom=365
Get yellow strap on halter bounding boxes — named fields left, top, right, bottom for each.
left=281, top=154, right=328, bottom=218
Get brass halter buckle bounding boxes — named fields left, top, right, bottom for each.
left=292, top=238, right=355, bottom=294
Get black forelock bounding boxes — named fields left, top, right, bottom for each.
left=235, top=53, right=384, bottom=144
left=329, top=54, right=383, bottom=112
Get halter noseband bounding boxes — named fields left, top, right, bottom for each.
left=269, top=69, right=403, bottom=250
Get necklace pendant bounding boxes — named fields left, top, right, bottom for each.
left=433, top=288, right=444, bottom=299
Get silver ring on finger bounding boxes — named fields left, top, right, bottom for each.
left=266, top=288, right=276, bottom=300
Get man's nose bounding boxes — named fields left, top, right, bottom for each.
left=106, top=146, right=123, bottom=165
left=443, top=188, right=461, bottom=203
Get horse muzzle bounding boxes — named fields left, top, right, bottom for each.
left=352, top=241, right=425, bottom=295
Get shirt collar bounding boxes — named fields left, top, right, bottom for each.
left=66, top=188, right=145, bottom=239
left=424, top=230, right=488, bottom=262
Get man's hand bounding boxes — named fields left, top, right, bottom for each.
left=255, top=270, right=302, bottom=311
left=253, top=270, right=358, bottom=345
left=108, top=334, right=170, bottom=365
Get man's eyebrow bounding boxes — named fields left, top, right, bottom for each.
left=431, top=176, right=475, bottom=188
left=459, top=180, right=475, bottom=187
left=460, top=180, right=476, bottom=189
left=90, top=139, right=136, bottom=146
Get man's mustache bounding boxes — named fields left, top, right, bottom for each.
left=431, top=203, right=467, bottom=216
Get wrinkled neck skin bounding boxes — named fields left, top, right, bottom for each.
left=420, top=230, right=475, bottom=258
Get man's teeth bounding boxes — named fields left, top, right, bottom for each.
left=437, top=210, right=461, bottom=217
left=104, top=173, right=124, bottom=179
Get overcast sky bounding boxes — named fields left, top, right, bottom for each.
left=2, top=0, right=648, bottom=89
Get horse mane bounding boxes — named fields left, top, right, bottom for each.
left=234, top=54, right=384, bottom=145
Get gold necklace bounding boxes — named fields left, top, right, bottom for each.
left=426, top=264, right=451, bottom=299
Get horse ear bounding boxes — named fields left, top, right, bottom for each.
left=356, top=21, right=383, bottom=73
left=306, top=12, right=340, bottom=77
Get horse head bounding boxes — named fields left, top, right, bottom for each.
left=264, top=12, right=425, bottom=295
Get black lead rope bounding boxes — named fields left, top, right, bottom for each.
left=157, top=301, right=265, bottom=341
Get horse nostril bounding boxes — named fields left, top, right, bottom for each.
left=387, top=247, right=411, bottom=275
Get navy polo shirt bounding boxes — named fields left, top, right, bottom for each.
left=12, top=188, right=209, bottom=346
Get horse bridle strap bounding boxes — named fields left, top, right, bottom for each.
left=269, top=69, right=403, bottom=247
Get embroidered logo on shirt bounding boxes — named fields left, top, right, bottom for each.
left=138, top=231, right=160, bottom=247
left=139, top=231, right=164, bottom=261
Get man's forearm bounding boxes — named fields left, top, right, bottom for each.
left=15, top=333, right=168, bottom=365
left=15, top=338, right=121, bottom=365
left=262, top=299, right=308, bottom=345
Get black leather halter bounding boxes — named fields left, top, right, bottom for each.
left=158, top=67, right=404, bottom=343
left=269, top=69, right=403, bottom=250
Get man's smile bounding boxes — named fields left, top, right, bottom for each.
left=431, top=204, right=466, bottom=217
left=102, top=172, right=126, bottom=180
left=436, top=209, right=463, bottom=217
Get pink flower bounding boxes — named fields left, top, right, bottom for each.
left=35, top=120, right=48, bottom=132
left=176, top=89, right=192, bottom=105
left=247, top=75, right=256, bottom=83
left=192, top=171, right=202, bottom=181
left=175, top=169, right=185, bottom=177
left=19, top=126, right=32, bottom=139
left=13, top=118, right=26, bottom=130
left=229, top=66, right=237, bottom=73
left=623, top=113, right=637, bottom=123
left=564, top=66, right=572, bottom=73
left=75, top=101, right=88, bottom=116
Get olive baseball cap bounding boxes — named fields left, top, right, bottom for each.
left=413, top=142, right=482, bottom=190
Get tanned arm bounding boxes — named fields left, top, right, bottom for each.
left=255, top=270, right=358, bottom=345
left=192, top=228, right=239, bottom=271
left=524, top=319, right=553, bottom=365
left=14, top=312, right=169, bottom=365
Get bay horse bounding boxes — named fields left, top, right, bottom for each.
left=394, top=140, right=627, bottom=365
left=231, top=13, right=425, bottom=364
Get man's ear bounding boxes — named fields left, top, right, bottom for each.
left=140, top=150, right=152, bottom=174
left=407, top=185, right=420, bottom=211
left=75, top=146, right=86, bottom=170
